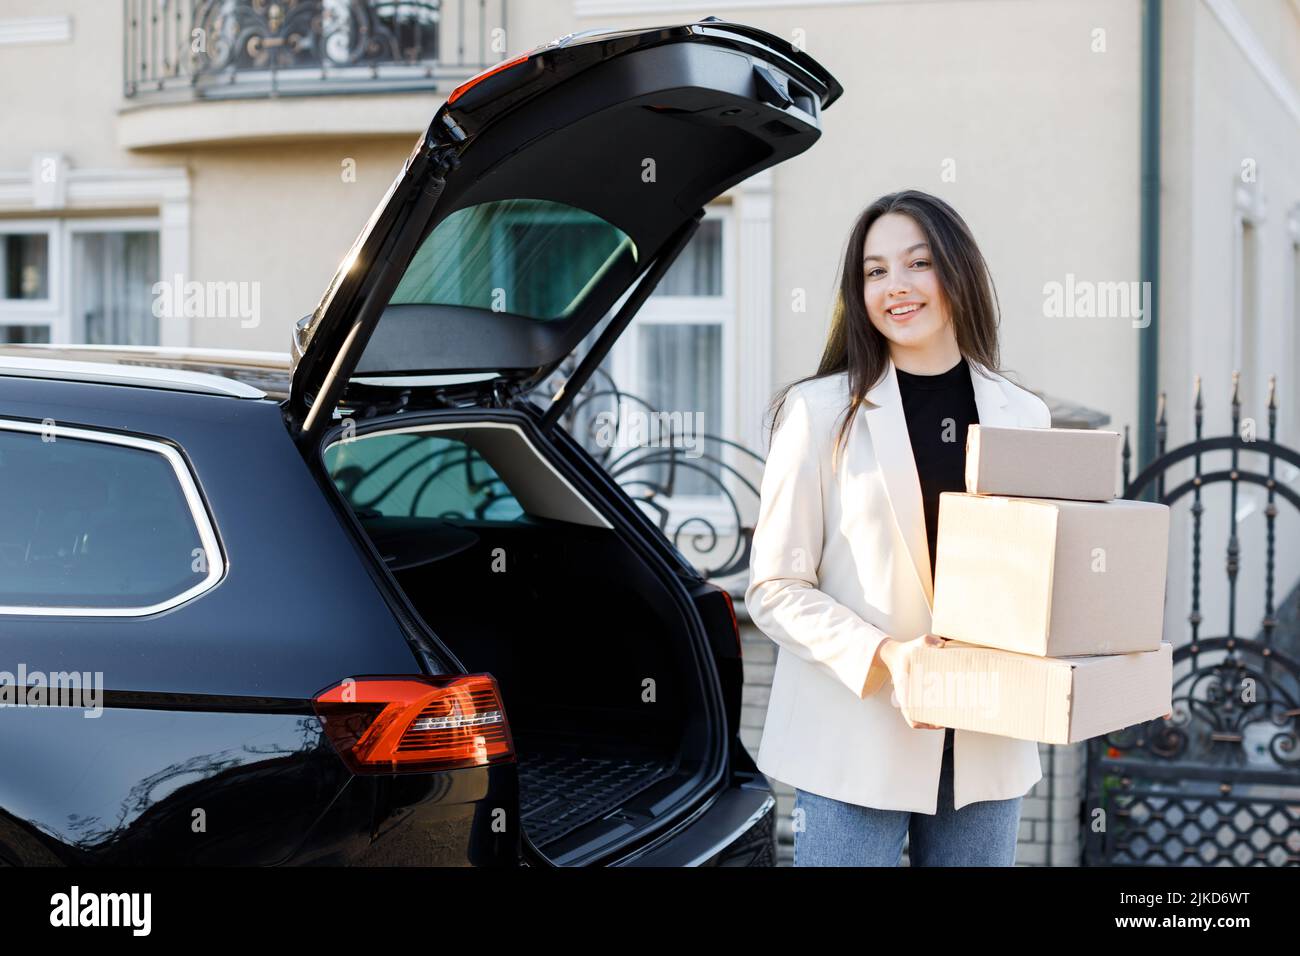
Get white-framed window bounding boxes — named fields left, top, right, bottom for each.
left=0, top=220, right=60, bottom=341
left=0, top=217, right=160, bottom=346
left=597, top=203, right=737, bottom=533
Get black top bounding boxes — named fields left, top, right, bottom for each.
left=895, top=356, right=980, bottom=588
left=895, top=356, right=978, bottom=752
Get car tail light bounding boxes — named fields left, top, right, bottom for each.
left=446, top=52, right=533, bottom=105
left=313, top=675, right=515, bottom=773
left=710, top=583, right=743, bottom=657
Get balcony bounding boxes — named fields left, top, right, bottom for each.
left=119, top=0, right=507, bottom=149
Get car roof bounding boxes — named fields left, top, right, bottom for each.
left=0, top=345, right=289, bottom=399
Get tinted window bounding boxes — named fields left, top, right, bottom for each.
left=2, top=231, right=49, bottom=300
left=0, top=427, right=210, bottom=610
left=387, top=198, right=637, bottom=320
left=325, top=431, right=523, bottom=521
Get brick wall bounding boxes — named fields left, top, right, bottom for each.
left=736, top=600, right=1087, bottom=866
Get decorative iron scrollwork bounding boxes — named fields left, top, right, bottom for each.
left=191, top=0, right=421, bottom=73
left=1086, top=373, right=1300, bottom=866
left=540, top=357, right=763, bottom=582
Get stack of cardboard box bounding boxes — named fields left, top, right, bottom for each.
left=907, top=425, right=1173, bottom=745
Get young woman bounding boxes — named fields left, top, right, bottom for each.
left=744, top=189, right=1050, bottom=866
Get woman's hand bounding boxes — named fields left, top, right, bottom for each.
left=879, top=634, right=948, bottom=730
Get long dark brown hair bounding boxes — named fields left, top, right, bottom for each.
left=765, top=189, right=1006, bottom=472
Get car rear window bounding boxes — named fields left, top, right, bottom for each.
left=325, top=430, right=524, bottom=521
left=0, top=424, right=218, bottom=612
left=387, top=197, right=637, bottom=320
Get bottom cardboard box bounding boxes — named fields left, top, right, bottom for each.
left=905, top=640, right=1172, bottom=745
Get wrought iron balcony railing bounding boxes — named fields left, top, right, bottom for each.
left=123, top=0, right=507, bottom=101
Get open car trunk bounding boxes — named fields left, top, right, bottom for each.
left=322, top=415, right=719, bottom=865
left=291, top=16, right=841, bottom=865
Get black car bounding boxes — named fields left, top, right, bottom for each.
left=0, top=18, right=840, bottom=866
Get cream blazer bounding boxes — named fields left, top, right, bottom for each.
left=745, top=357, right=1052, bottom=814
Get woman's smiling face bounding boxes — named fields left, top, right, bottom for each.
left=862, top=212, right=952, bottom=352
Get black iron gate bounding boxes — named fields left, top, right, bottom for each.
left=1083, top=374, right=1300, bottom=866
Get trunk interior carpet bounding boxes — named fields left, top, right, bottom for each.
left=515, top=736, right=679, bottom=848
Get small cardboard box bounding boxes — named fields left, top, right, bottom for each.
left=965, top=424, right=1121, bottom=501
left=905, top=640, right=1172, bottom=745
left=930, top=492, right=1170, bottom=656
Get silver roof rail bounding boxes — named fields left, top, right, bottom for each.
left=0, top=351, right=270, bottom=399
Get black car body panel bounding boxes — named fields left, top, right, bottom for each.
left=0, top=377, right=483, bottom=865
left=0, top=706, right=344, bottom=865
left=0, top=376, right=423, bottom=698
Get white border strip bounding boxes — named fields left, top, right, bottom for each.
left=1202, top=0, right=1300, bottom=127
left=0, top=166, right=190, bottom=213
left=0, top=419, right=226, bottom=617
left=0, top=16, right=72, bottom=46
left=574, top=0, right=958, bottom=14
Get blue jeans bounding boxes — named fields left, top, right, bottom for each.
left=793, top=728, right=1023, bottom=866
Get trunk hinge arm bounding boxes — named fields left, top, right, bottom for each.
left=491, top=378, right=522, bottom=408
left=295, top=143, right=460, bottom=450
left=537, top=211, right=703, bottom=434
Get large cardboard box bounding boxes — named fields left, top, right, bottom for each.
left=965, top=424, right=1121, bottom=501
left=904, top=640, right=1172, bottom=745
left=930, top=492, right=1171, bottom=656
